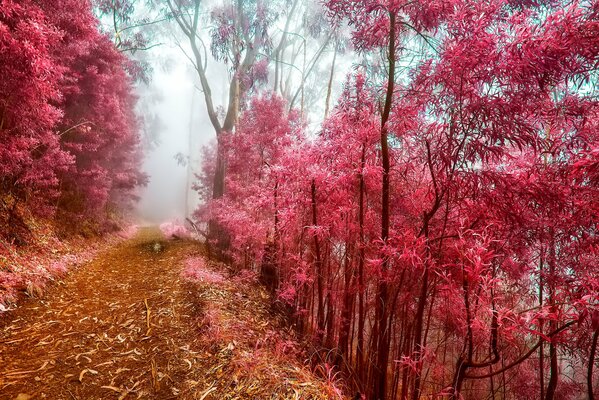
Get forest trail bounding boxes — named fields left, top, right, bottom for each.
left=0, top=228, right=333, bottom=400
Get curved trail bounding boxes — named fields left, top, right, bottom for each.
left=0, top=228, right=331, bottom=400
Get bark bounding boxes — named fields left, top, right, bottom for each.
left=411, top=262, right=430, bottom=400
left=539, top=249, right=545, bottom=400
left=372, top=10, right=396, bottom=400
left=465, top=321, right=576, bottom=381
left=357, top=143, right=367, bottom=385
left=589, top=328, right=598, bottom=400
left=273, top=0, right=300, bottom=94
left=325, top=251, right=335, bottom=346
left=166, top=0, right=260, bottom=249
left=324, top=41, right=338, bottom=120
left=545, top=229, right=558, bottom=400
left=311, top=179, right=325, bottom=339
left=337, top=242, right=354, bottom=366
left=412, top=140, right=445, bottom=400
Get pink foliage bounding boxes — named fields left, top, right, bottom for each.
left=47, top=261, right=69, bottom=276
left=231, top=269, right=258, bottom=285
left=159, top=221, right=190, bottom=239
left=0, top=0, right=145, bottom=240
left=117, top=224, right=138, bottom=239
left=193, top=1, right=599, bottom=398
left=0, top=232, right=117, bottom=311
left=182, top=257, right=225, bottom=284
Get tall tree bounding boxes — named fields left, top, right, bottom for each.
left=163, top=0, right=275, bottom=246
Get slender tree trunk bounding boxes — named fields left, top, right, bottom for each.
left=501, top=356, right=507, bottom=400
left=372, top=11, right=396, bottom=400
left=185, top=90, right=196, bottom=219
left=400, top=324, right=412, bottom=400
left=338, top=242, right=354, bottom=366
left=325, top=252, right=335, bottom=347
left=539, top=248, right=545, bottom=400
left=451, top=264, right=473, bottom=399
left=373, top=11, right=397, bottom=399
left=311, top=179, right=325, bottom=339
left=357, top=144, right=367, bottom=387
left=489, top=365, right=496, bottom=400
left=324, top=41, right=338, bottom=120
left=273, top=0, right=299, bottom=95
left=212, top=136, right=226, bottom=199
left=411, top=265, right=430, bottom=400
left=207, top=136, right=230, bottom=252
left=545, top=339, right=558, bottom=400
left=589, top=328, right=599, bottom=400
left=545, top=229, right=558, bottom=400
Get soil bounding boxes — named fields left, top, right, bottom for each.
left=0, top=227, right=335, bottom=400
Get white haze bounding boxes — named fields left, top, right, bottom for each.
left=133, top=9, right=351, bottom=225
left=135, top=45, right=223, bottom=224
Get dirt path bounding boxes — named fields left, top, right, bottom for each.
left=0, top=228, right=334, bottom=400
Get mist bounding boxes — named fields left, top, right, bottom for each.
left=130, top=1, right=351, bottom=226
left=134, top=47, right=223, bottom=224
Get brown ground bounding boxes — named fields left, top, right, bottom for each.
left=0, top=227, right=338, bottom=400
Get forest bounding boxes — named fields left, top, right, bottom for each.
left=1, top=0, right=599, bottom=399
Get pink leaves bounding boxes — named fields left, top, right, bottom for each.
left=159, top=221, right=190, bottom=240
left=189, top=0, right=599, bottom=396
left=182, top=257, right=225, bottom=284
left=209, top=2, right=275, bottom=67
left=0, top=0, right=66, bottom=193
left=277, top=284, right=297, bottom=304
left=117, top=224, right=138, bottom=240
left=0, top=0, right=145, bottom=238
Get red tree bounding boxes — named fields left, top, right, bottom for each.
left=0, top=0, right=145, bottom=240
left=194, top=1, right=599, bottom=399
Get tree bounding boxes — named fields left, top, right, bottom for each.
left=200, top=92, right=302, bottom=267
left=0, top=0, right=145, bottom=240
left=324, top=1, right=456, bottom=398
left=0, top=0, right=69, bottom=242
left=162, top=0, right=276, bottom=247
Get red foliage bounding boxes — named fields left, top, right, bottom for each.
left=0, top=0, right=70, bottom=210
left=0, top=0, right=145, bottom=240
left=195, top=1, right=599, bottom=398
left=182, top=256, right=225, bottom=284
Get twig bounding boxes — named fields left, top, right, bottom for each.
left=144, top=298, right=151, bottom=335
left=151, top=358, right=158, bottom=391
left=199, top=382, right=217, bottom=400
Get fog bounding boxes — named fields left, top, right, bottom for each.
left=131, top=2, right=351, bottom=225
left=135, top=47, right=221, bottom=224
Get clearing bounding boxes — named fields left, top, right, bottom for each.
left=0, top=227, right=336, bottom=399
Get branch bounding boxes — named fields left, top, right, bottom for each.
left=119, top=43, right=164, bottom=53
left=289, top=32, right=332, bottom=109
left=399, top=21, right=440, bottom=54
left=118, top=17, right=171, bottom=33
left=58, top=120, right=96, bottom=137
left=465, top=320, right=577, bottom=380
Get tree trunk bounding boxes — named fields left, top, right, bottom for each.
left=589, top=328, right=598, bottom=400
left=337, top=242, right=354, bottom=366
left=325, top=251, right=335, bottom=347
left=311, top=179, right=325, bottom=340
left=208, top=136, right=230, bottom=252
left=539, top=248, right=545, bottom=400
left=357, top=144, right=367, bottom=386
left=411, top=265, right=430, bottom=400
left=372, top=11, right=396, bottom=400
left=545, top=229, right=558, bottom=400
left=324, top=41, right=338, bottom=120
